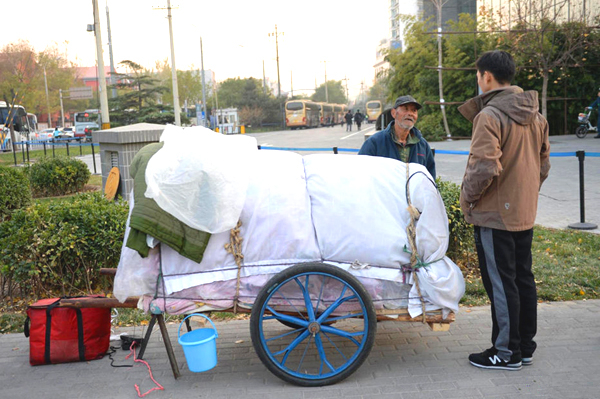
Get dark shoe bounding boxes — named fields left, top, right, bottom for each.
left=469, top=348, right=522, bottom=371
left=594, top=134, right=600, bottom=138
left=522, top=356, right=533, bottom=366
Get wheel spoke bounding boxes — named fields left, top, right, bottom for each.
left=322, top=331, right=348, bottom=361
left=323, top=312, right=364, bottom=323
left=274, top=290, right=308, bottom=322
left=296, top=334, right=313, bottom=373
left=315, top=275, right=328, bottom=313
left=294, top=276, right=316, bottom=321
left=266, top=305, right=309, bottom=328
left=320, top=324, right=364, bottom=346
left=317, top=292, right=356, bottom=323
left=274, top=329, right=311, bottom=360
left=265, top=327, right=305, bottom=343
left=314, top=333, right=336, bottom=373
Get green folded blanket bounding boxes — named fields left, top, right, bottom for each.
left=125, top=142, right=211, bottom=263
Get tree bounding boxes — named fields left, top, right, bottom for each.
left=311, top=81, right=347, bottom=104
left=216, top=77, right=283, bottom=125
left=0, top=41, right=79, bottom=122
left=108, top=60, right=175, bottom=127
left=481, top=0, right=597, bottom=118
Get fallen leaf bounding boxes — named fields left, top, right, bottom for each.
left=235, top=340, right=244, bottom=344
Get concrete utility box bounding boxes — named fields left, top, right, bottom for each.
left=93, top=123, right=165, bottom=202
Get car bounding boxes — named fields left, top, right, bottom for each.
left=61, top=127, right=75, bottom=139
left=37, top=128, right=55, bottom=141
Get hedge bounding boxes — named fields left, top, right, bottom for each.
left=0, top=192, right=128, bottom=296
left=0, top=166, right=32, bottom=221
left=437, top=178, right=474, bottom=259
left=27, top=156, right=91, bottom=198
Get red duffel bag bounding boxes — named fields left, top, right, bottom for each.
left=24, top=296, right=111, bottom=366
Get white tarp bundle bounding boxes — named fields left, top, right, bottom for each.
left=114, top=129, right=465, bottom=318
left=144, top=125, right=258, bottom=234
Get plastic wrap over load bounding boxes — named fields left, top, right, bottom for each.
left=303, top=155, right=464, bottom=317
left=115, top=150, right=464, bottom=318
left=144, top=125, right=258, bottom=234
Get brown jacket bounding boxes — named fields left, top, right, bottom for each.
left=458, top=86, right=551, bottom=231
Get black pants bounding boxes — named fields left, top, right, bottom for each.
left=474, top=226, right=537, bottom=361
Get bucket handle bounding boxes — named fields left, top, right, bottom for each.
left=178, top=313, right=219, bottom=339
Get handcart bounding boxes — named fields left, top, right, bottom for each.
left=112, top=135, right=461, bottom=387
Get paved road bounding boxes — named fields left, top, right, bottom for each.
left=2, top=300, right=599, bottom=398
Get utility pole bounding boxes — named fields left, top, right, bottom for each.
left=322, top=61, right=328, bottom=103
left=342, top=75, right=349, bottom=103
left=290, top=71, right=294, bottom=98
left=200, top=37, right=208, bottom=127
left=106, top=3, right=117, bottom=98
left=92, top=0, right=110, bottom=130
left=262, top=60, right=267, bottom=95
left=268, top=25, right=283, bottom=97
left=43, top=65, right=52, bottom=128
left=155, top=0, right=181, bottom=126
left=59, top=89, right=65, bottom=127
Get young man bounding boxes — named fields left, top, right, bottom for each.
left=358, top=95, right=436, bottom=179
left=458, top=51, right=551, bottom=371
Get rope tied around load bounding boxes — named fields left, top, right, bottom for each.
left=224, top=220, right=244, bottom=313
left=405, top=163, right=428, bottom=324
left=402, top=245, right=444, bottom=271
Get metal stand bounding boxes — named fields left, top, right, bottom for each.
left=137, top=313, right=181, bottom=379
left=568, top=151, right=598, bottom=230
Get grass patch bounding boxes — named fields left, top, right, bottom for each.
left=459, top=226, right=600, bottom=306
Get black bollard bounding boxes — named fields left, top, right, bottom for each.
left=333, top=147, right=338, bottom=154
left=91, top=143, right=97, bottom=174
left=568, top=150, right=598, bottom=230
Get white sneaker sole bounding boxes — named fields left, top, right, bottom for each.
left=469, top=361, right=522, bottom=371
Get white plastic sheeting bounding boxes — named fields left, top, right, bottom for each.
left=114, top=140, right=465, bottom=319
left=144, top=125, right=258, bottom=234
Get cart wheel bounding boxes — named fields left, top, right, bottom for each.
left=575, top=125, right=588, bottom=138
left=250, top=262, right=376, bottom=386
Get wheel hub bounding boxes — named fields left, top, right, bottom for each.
left=308, top=321, right=321, bottom=335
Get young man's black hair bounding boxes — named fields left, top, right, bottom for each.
left=475, top=50, right=516, bottom=85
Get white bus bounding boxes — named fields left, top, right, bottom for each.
left=74, top=109, right=100, bottom=140
left=0, top=101, right=34, bottom=150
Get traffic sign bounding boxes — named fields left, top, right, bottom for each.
left=69, top=87, right=94, bottom=100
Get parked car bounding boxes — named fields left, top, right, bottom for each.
left=61, top=127, right=75, bottom=139
left=37, top=128, right=55, bottom=141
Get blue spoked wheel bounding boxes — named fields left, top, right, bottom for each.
left=250, top=262, right=376, bottom=386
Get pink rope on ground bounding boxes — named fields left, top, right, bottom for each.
left=125, top=342, right=165, bottom=397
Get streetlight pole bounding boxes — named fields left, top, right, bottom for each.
left=43, top=65, right=52, bottom=128
left=200, top=37, right=208, bottom=127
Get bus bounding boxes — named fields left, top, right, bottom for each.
left=366, top=100, right=383, bottom=123
left=0, top=101, right=34, bottom=150
left=74, top=109, right=100, bottom=139
left=285, top=100, right=320, bottom=129
left=318, top=103, right=335, bottom=126
left=333, top=104, right=346, bottom=125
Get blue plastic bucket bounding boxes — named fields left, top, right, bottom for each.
left=177, top=313, right=218, bottom=372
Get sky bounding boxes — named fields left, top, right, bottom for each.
left=1, top=0, right=389, bottom=101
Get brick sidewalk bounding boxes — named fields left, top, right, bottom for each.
left=2, top=300, right=599, bottom=399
